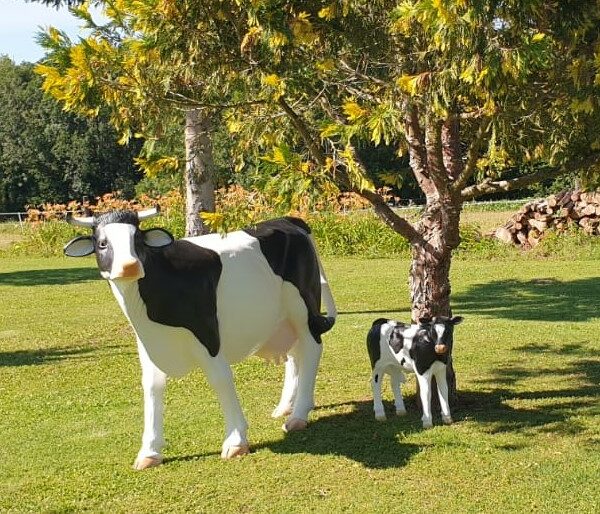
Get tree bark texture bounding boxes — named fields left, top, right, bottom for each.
left=184, top=109, right=215, bottom=237
left=409, top=196, right=461, bottom=407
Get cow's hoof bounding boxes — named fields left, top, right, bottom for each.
left=272, top=405, right=293, bottom=418
left=221, top=444, right=250, bottom=459
left=442, top=415, right=453, bottom=425
left=375, top=413, right=387, bottom=422
left=422, top=421, right=433, bottom=429
left=282, top=418, right=308, bottom=433
left=133, top=456, right=163, bottom=471
left=396, top=408, right=407, bottom=417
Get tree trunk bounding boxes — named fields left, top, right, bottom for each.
left=409, top=196, right=461, bottom=406
left=184, top=109, right=215, bottom=237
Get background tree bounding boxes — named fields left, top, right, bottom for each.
left=35, top=1, right=255, bottom=235
left=217, top=0, right=600, bottom=399
left=0, top=57, right=141, bottom=212
left=225, top=0, right=600, bottom=315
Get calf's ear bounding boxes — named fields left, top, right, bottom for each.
left=143, top=228, right=174, bottom=248
left=64, top=236, right=95, bottom=257
left=451, top=316, right=464, bottom=325
left=418, top=316, right=432, bottom=325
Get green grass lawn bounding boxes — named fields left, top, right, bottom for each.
left=1, top=255, right=599, bottom=513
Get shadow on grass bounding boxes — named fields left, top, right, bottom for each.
left=0, top=268, right=100, bottom=286
left=165, top=398, right=426, bottom=469
left=0, top=346, right=97, bottom=367
left=460, top=346, right=599, bottom=436
left=0, top=267, right=99, bottom=287
left=338, top=308, right=409, bottom=316
left=166, top=350, right=599, bottom=468
left=453, top=277, right=600, bottom=322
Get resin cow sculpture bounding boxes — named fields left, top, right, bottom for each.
left=366, top=316, right=463, bottom=428
left=64, top=207, right=336, bottom=469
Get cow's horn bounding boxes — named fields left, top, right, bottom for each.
left=137, top=206, right=160, bottom=221
left=66, top=211, right=95, bottom=228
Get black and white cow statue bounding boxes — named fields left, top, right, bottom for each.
left=366, top=316, right=463, bottom=428
left=64, top=207, right=336, bottom=469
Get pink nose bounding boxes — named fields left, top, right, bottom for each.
left=113, top=260, right=144, bottom=279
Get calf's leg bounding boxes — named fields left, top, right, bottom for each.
left=434, top=366, right=453, bottom=425
left=134, top=340, right=167, bottom=470
left=416, top=371, right=434, bottom=428
left=389, top=368, right=407, bottom=416
left=371, top=369, right=386, bottom=421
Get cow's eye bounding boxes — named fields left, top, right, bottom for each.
left=98, top=239, right=108, bottom=250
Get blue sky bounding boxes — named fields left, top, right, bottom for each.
left=0, top=0, right=104, bottom=63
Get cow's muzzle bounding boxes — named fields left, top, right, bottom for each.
left=111, top=260, right=145, bottom=280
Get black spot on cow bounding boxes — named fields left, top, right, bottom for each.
left=366, top=318, right=395, bottom=368
left=95, top=210, right=140, bottom=228
left=137, top=240, right=223, bottom=357
left=388, top=327, right=405, bottom=354
left=244, top=217, right=334, bottom=343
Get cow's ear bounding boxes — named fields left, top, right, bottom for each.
left=64, top=236, right=95, bottom=257
left=451, top=316, right=464, bottom=325
left=143, top=228, right=174, bottom=248
left=418, top=316, right=432, bottom=325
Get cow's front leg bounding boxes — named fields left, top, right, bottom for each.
left=389, top=369, right=407, bottom=416
left=134, top=340, right=167, bottom=470
left=203, top=356, right=249, bottom=459
left=416, top=372, right=433, bottom=429
left=434, top=366, right=453, bottom=425
left=272, top=355, right=298, bottom=418
left=283, top=333, right=322, bottom=432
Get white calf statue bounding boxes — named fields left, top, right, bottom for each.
left=366, top=316, right=463, bottom=428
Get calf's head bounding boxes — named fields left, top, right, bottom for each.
left=63, top=207, right=174, bottom=281
left=418, top=316, right=463, bottom=354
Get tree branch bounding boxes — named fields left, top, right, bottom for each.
left=404, top=104, right=435, bottom=196
left=452, top=117, right=491, bottom=193
left=461, top=167, right=564, bottom=201
left=277, top=96, right=422, bottom=244
left=425, top=117, right=450, bottom=195
left=277, top=96, right=328, bottom=166
left=441, top=115, right=463, bottom=181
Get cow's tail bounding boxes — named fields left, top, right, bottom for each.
left=309, top=233, right=337, bottom=334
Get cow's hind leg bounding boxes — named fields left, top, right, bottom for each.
left=134, top=340, right=167, bottom=470
left=272, top=355, right=298, bottom=418
left=202, top=356, right=250, bottom=459
left=283, top=332, right=322, bottom=433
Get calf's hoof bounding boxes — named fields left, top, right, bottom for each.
left=133, top=456, right=163, bottom=471
left=221, top=443, right=250, bottom=459
left=375, top=412, right=387, bottom=422
left=442, top=415, right=453, bottom=425
left=422, top=420, right=433, bottom=429
left=396, top=408, right=407, bottom=417
left=282, top=417, right=308, bottom=433
left=271, top=405, right=293, bottom=419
